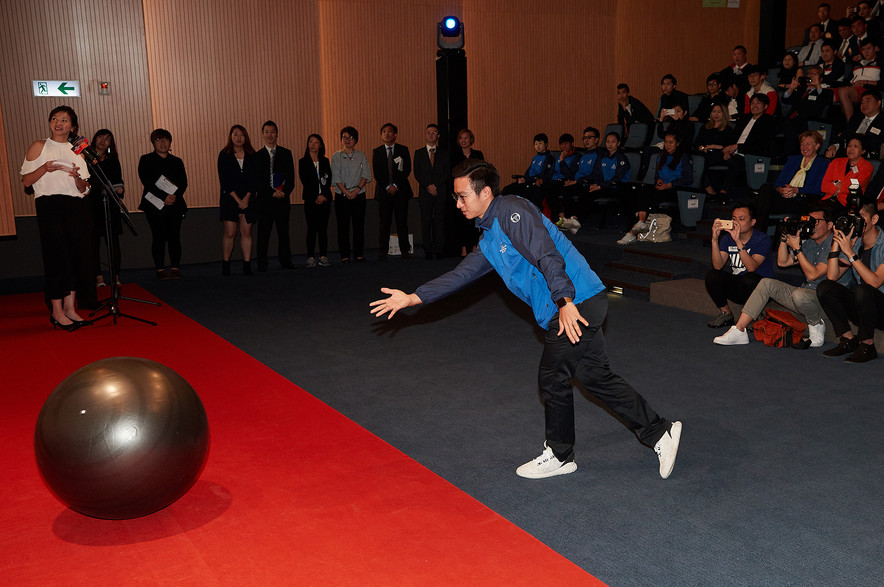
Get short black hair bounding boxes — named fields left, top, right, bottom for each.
left=380, top=122, right=398, bottom=134
left=750, top=93, right=770, bottom=106
left=807, top=204, right=834, bottom=224
left=732, top=201, right=757, bottom=219
left=150, top=128, right=172, bottom=143
left=617, top=83, right=630, bottom=92
left=559, top=133, right=574, bottom=144
left=340, top=125, right=359, bottom=142
left=661, top=74, right=677, bottom=85
left=452, top=159, right=500, bottom=196
left=863, top=88, right=882, bottom=103
left=583, top=126, right=600, bottom=138
left=262, top=120, right=278, bottom=132
left=533, top=133, right=549, bottom=144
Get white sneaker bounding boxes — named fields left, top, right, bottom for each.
left=516, top=443, right=577, bottom=479
left=713, top=325, right=749, bottom=345
left=807, top=320, right=826, bottom=348
left=562, top=217, right=581, bottom=234
left=654, top=421, right=682, bottom=479
left=318, top=256, right=331, bottom=267
left=632, top=220, right=649, bottom=233
left=617, top=232, right=637, bottom=245
left=306, top=257, right=316, bottom=268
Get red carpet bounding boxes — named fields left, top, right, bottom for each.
left=0, top=286, right=601, bottom=585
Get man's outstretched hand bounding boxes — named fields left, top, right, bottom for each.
left=370, top=288, right=422, bottom=319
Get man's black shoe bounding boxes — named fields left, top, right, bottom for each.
left=822, top=336, right=859, bottom=357
left=844, top=342, right=878, bottom=364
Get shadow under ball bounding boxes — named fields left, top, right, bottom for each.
left=34, top=357, right=210, bottom=520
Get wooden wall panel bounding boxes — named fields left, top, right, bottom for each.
left=463, top=0, right=618, bottom=180
left=0, top=0, right=153, bottom=220
left=143, top=0, right=324, bottom=206
left=613, top=0, right=760, bottom=112
left=0, top=101, right=13, bottom=236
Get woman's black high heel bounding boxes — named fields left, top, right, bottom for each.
left=49, top=316, right=79, bottom=332
left=66, top=315, right=91, bottom=327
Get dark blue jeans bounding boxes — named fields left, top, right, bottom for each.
left=539, top=291, right=669, bottom=461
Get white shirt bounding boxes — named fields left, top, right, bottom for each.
left=737, top=116, right=759, bottom=145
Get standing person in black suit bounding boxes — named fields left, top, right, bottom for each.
left=298, top=133, right=333, bottom=268
left=414, top=124, right=450, bottom=259
left=254, top=120, right=296, bottom=271
left=372, top=123, right=414, bottom=261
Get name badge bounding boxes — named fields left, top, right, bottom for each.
left=872, top=127, right=881, bottom=135
left=808, top=95, right=817, bottom=101
left=852, top=165, right=859, bottom=174
left=754, top=162, right=766, bottom=173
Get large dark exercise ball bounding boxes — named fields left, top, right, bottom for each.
left=34, top=357, right=209, bottom=520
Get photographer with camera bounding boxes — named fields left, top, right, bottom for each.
left=714, top=207, right=850, bottom=346
left=705, top=202, right=775, bottom=328
left=817, top=198, right=884, bottom=363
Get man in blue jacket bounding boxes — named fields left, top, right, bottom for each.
left=370, top=159, right=682, bottom=480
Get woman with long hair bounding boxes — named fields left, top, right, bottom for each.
left=88, top=129, right=124, bottom=288
left=218, top=124, right=257, bottom=275
left=298, top=133, right=333, bottom=267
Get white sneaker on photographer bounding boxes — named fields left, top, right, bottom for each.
left=713, top=325, right=749, bottom=345
left=807, top=320, right=826, bottom=348
left=617, top=232, right=637, bottom=245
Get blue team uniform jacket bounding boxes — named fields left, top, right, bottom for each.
left=415, top=195, right=606, bottom=329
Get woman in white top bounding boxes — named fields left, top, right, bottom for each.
left=20, top=105, right=93, bottom=331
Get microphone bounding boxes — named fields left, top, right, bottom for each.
left=68, top=135, right=100, bottom=163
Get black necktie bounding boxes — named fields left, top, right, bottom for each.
left=387, top=146, right=394, bottom=180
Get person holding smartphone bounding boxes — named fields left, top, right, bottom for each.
left=705, top=202, right=774, bottom=328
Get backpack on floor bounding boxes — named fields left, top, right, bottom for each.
left=753, top=309, right=805, bottom=348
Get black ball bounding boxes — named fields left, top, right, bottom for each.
left=34, top=357, right=209, bottom=520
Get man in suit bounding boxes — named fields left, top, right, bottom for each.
left=827, top=89, right=884, bottom=158
left=255, top=120, right=296, bottom=271
left=372, top=123, right=414, bottom=261
left=413, top=124, right=450, bottom=259
left=720, top=94, right=778, bottom=194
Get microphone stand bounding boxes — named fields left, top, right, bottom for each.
left=84, top=151, right=160, bottom=326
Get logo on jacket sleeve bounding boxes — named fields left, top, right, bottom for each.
left=500, top=243, right=507, bottom=253
left=510, top=213, right=520, bottom=223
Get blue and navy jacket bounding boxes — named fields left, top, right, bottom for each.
left=773, top=154, right=830, bottom=196
left=551, top=151, right=580, bottom=181
left=574, top=149, right=599, bottom=183
left=590, top=150, right=631, bottom=187
left=523, top=152, right=555, bottom=184
left=654, top=152, right=693, bottom=186
left=415, top=195, right=606, bottom=329
left=842, top=226, right=884, bottom=292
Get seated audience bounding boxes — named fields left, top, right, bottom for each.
left=720, top=94, right=778, bottom=197
left=819, top=40, right=847, bottom=88
left=811, top=3, right=838, bottom=41
left=826, top=90, right=884, bottom=158
left=695, top=103, right=738, bottom=196
left=857, top=158, right=884, bottom=209
left=706, top=201, right=774, bottom=328
left=835, top=18, right=854, bottom=62
left=781, top=66, right=834, bottom=154
left=798, top=25, right=824, bottom=66
left=616, top=83, right=655, bottom=143
left=837, top=39, right=881, bottom=120
left=845, top=14, right=877, bottom=64
left=755, top=131, right=830, bottom=231
left=547, top=133, right=580, bottom=226
left=657, top=74, right=690, bottom=123
left=587, top=131, right=631, bottom=209
left=502, top=133, right=555, bottom=209
left=743, top=65, right=780, bottom=116
left=817, top=198, right=884, bottom=363
left=777, top=52, right=802, bottom=88
left=559, top=127, right=601, bottom=228
left=714, top=206, right=850, bottom=347
left=689, top=74, right=732, bottom=123
left=719, top=45, right=752, bottom=95
left=820, top=135, right=874, bottom=213
left=617, top=131, right=692, bottom=245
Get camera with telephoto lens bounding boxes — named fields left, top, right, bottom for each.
left=834, top=182, right=865, bottom=237
left=781, top=215, right=816, bottom=240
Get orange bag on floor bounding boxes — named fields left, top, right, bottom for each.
left=753, top=309, right=805, bottom=347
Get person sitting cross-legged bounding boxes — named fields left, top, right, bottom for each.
left=713, top=206, right=852, bottom=346
left=705, top=201, right=775, bottom=328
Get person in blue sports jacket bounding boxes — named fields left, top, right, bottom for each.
left=370, top=159, right=682, bottom=481
left=587, top=131, right=631, bottom=213
left=547, top=133, right=581, bottom=227
left=559, top=127, right=601, bottom=229
left=501, top=133, right=555, bottom=210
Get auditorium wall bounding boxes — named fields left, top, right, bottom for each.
left=2, top=0, right=761, bottom=246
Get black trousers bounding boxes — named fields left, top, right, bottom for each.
left=335, top=193, right=366, bottom=259
left=35, top=195, right=93, bottom=301
left=256, top=195, right=292, bottom=268
left=145, top=208, right=183, bottom=269
left=539, top=292, right=669, bottom=461
left=304, top=200, right=331, bottom=258
left=704, top=268, right=764, bottom=309
left=817, top=280, right=884, bottom=340
left=377, top=192, right=411, bottom=255
left=418, top=192, right=446, bottom=256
